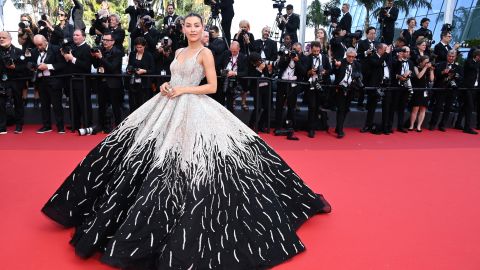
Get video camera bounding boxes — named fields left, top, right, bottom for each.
left=323, top=6, right=341, bottom=24
left=272, top=0, right=286, bottom=15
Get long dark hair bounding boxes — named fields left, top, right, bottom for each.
left=184, top=13, right=203, bottom=25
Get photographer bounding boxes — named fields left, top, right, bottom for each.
left=108, top=14, right=126, bottom=53
left=335, top=3, right=352, bottom=34
left=91, top=32, right=124, bottom=133
left=253, top=26, right=278, bottom=63
left=29, top=35, right=67, bottom=134
left=208, top=26, right=227, bottom=60
left=429, top=50, right=462, bottom=131
left=378, top=0, right=398, bottom=45
left=413, top=18, right=433, bottom=48
left=410, top=38, right=430, bottom=65
left=18, top=13, right=39, bottom=52
left=356, top=26, right=378, bottom=110
left=330, top=28, right=347, bottom=62
left=361, top=43, right=391, bottom=134
left=0, top=32, right=27, bottom=134
left=457, top=49, right=480, bottom=134
left=247, top=52, right=272, bottom=133
left=433, top=31, right=460, bottom=63
left=89, top=9, right=110, bottom=45
left=154, top=36, right=174, bottom=91
left=274, top=42, right=307, bottom=139
left=162, top=3, right=178, bottom=29
left=332, top=48, right=362, bottom=138
left=126, top=37, right=154, bottom=113
left=217, top=41, right=247, bottom=112
left=130, top=15, right=159, bottom=54
left=160, top=16, right=187, bottom=51
left=61, top=30, right=92, bottom=132
left=233, top=20, right=255, bottom=56
left=69, top=0, right=86, bottom=31
left=400, top=18, right=417, bottom=48
left=125, top=0, right=154, bottom=34
left=389, top=46, right=414, bottom=134
left=49, top=8, right=75, bottom=47
left=305, top=41, right=332, bottom=138
left=277, top=4, right=300, bottom=43
left=205, top=0, right=234, bottom=45
left=408, top=55, right=434, bottom=132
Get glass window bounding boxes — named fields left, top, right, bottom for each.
left=426, top=13, right=440, bottom=40
left=455, top=0, right=474, bottom=9
left=415, top=0, right=432, bottom=17
left=429, top=0, right=445, bottom=14
left=352, top=6, right=362, bottom=27
left=463, top=7, right=480, bottom=40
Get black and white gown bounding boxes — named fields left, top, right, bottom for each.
left=42, top=47, right=330, bottom=270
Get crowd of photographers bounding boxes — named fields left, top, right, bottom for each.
left=1, top=0, right=480, bottom=140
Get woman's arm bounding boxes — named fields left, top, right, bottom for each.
left=165, top=49, right=217, bottom=98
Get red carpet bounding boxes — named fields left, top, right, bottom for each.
left=1, top=126, right=480, bottom=270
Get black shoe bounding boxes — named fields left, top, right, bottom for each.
left=308, top=130, right=315, bottom=138
left=0, top=128, right=6, bottom=135
left=286, top=131, right=299, bottom=140
left=416, top=128, right=422, bottom=132
left=58, top=127, right=66, bottom=134
left=36, top=126, right=52, bottom=134
left=397, top=128, right=408, bottom=133
left=438, top=126, right=446, bottom=132
left=454, top=124, right=463, bottom=130
left=428, top=125, right=434, bottom=131
left=463, top=129, right=478, bottom=135
left=360, top=126, right=371, bottom=133
left=14, top=125, right=23, bottom=134
left=337, top=131, right=345, bottom=138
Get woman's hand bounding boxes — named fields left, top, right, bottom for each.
left=136, top=69, right=147, bottom=75
left=160, top=82, right=171, bottom=96
left=167, top=87, right=186, bottom=99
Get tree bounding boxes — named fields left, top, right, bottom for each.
left=306, top=0, right=327, bottom=37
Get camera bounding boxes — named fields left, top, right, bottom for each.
left=126, top=65, right=140, bottom=84
left=426, top=39, right=436, bottom=46
left=458, top=41, right=470, bottom=48
left=78, top=126, right=97, bottom=136
left=141, top=16, right=154, bottom=29
left=61, top=44, right=72, bottom=54
left=392, top=47, right=407, bottom=53
left=323, top=6, right=341, bottom=24
left=90, top=46, right=101, bottom=54
left=278, top=49, right=297, bottom=58
left=441, top=23, right=453, bottom=32
left=137, top=0, right=153, bottom=10
left=38, top=14, right=48, bottom=28
left=18, top=20, right=30, bottom=29
left=351, top=71, right=364, bottom=89
left=272, top=0, right=286, bottom=15
left=220, top=69, right=230, bottom=77
left=346, top=30, right=363, bottom=40
left=27, top=62, right=39, bottom=82
left=309, top=79, right=323, bottom=92
left=401, top=75, right=413, bottom=92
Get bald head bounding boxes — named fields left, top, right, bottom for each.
left=33, top=34, right=48, bottom=51
left=230, top=41, right=240, bottom=56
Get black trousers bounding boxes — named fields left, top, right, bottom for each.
left=275, top=82, right=299, bottom=128
left=459, top=89, right=476, bottom=130
left=429, top=90, right=455, bottom=128
left=70, top=80, right=93, bottom=130
left=381, top=91, right=393, bottom=131
left=334, top=88, right=353, bottom=133
left=365, top=89, right=380, bottom=128
left=0, top=82, right=24, bottom=130
left=97, top=81, right=123, bottom=130
left=389, top=89, right=409, bottom=129
left=306, top=88, right=328, bottom=131
left=128, top=84, right=150, bottom=113
left=381, top=29, right=395, bottom=45
left=221, top=11, right=234, bottom=46
left=37, top=78, right=64, bottom=129
left=249, top=85, right=270, bottom=130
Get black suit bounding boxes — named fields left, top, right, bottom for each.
left=357, top=39, right=378, bottom=106
left=130, top=27, right=159, bottom=54
left=433, top=42, right=453, bottom=63
left=330, top=36, right=346, bottom=61
left=247, top=63, right=271, bottom=131
left=127, top=51, right=155, bottom=112
left=338, top=12, right=352, bottom=33
left=0, top=45, right=26, bottom=130
left=275, top=55, right=307, bottom=128
left=30, top=44, right=67, bottom=130
left=400, top=29, right=415, bottom=48
left=70, top=0, right=86, bottom=30
left=389, top=59, right=414, bottom=130
left=364, top=52, right=390, bottom=130
left=233, top=32, right=255, bottom=56
left=253, top=38, right=278, bottom=61
left=378, top=6, right=399, bottom=45
left=217, top=51, right=247, bottom=111
left=460, top=58, right=480, bottom=130
left=67, top=42, right=92, bottom=129
left=92, top=46, right=124, bottom=131
left=219, top=0, right=235, bottom=45
left=125, top=6, right=154, bottom=33
left=429, top=61, right=462, bottom=129
left=279, top=13, right=300, bottom=43
left=163, top=14, right=179, bottom=28
left=333, top=59, right=362, bottom=134
left=305, top=54, right=332, bottom=131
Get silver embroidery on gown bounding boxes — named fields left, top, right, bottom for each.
left=42, top=47, right=328, bottom=270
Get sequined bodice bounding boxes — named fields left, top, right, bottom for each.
left=169, top=49, right=206, bottom=88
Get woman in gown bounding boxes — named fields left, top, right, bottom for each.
left=42, top=13, right=331, bottom=270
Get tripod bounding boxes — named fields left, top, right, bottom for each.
left=206, top=10, right=229, bottom=49
left=270, top=13, right=283, bottom=43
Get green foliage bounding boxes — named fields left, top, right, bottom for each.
left=306, top=0, right=326, bottom=30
